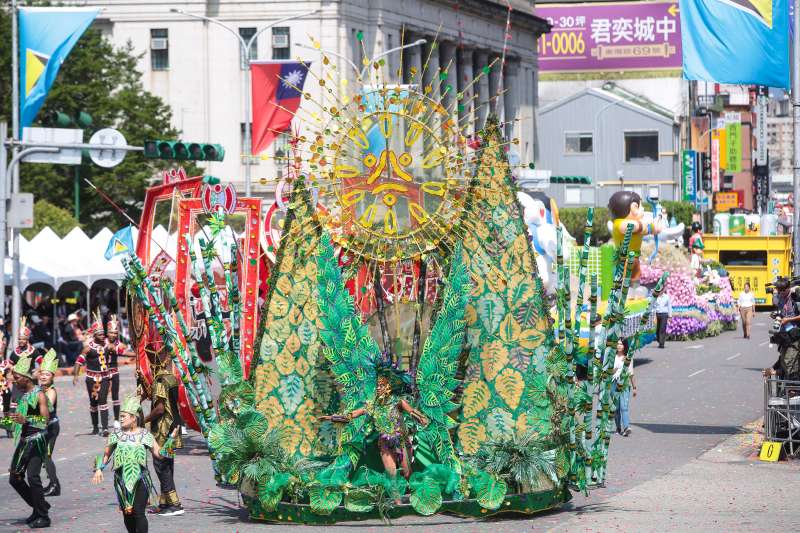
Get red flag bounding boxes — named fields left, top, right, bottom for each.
left=251, top=61, right=310, bottom=155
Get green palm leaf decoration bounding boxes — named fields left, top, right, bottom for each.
left=314, top=232, right=381, bottom=484
left=414, top=241, right=470, bottom=471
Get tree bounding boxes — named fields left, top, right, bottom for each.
left=21, top=199, right=80, bottom=239
left=1, top=3, right=198, bottom=235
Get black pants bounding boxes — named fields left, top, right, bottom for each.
left=122, top=480, right=149, bottom=533
left=44, top=420, right=59, bottom=487
left=85, top=376, right=110, bottom=430
left=9, top=435, right=49, bottom=519
left=152, top=455, right=179, bottom=507
left=656, top=313, right=669, bottom=347
left=110, top=372, right=120, bottom=421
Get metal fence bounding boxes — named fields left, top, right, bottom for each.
left=763, top=377, right=800, bottom=456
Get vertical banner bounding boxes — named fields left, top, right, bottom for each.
left=711, top=130, right=721, bottom=192
left=756, top=94, right=768, bottom=166
left=682, top=149, right=697, bottom=203
left=726, top=121, right=742, bottom=173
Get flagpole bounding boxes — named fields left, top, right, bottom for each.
left=794, top=0, right=800, bottom=275
left=10, top=0, right=21, bottom=341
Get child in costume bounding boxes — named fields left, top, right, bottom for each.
left=92, top=395, right=161, bottom=533
left=4, top=353, right=51, bottom=528
left=73, top=313, right=112, bottom=436
left=607, top=190, right=660, bottom=281
left=105, top=315, right=132, bottom=429
left=37, top=349, right=61, bottom=497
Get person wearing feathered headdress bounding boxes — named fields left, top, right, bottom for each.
left=5, top=317, right=44, bottom=419
left=93, top=394, right=161, bottom=533
left=105, top=315, right=133, bottom=429
left=36, top=350, right=61, bottom=497
left=72, top=311, right=112, bottom=436
left=5, top=353, right=52, bottom=528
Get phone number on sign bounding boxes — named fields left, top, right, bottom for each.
left=537, top=31, right=586, bottom=57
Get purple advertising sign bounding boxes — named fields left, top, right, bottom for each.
left=536, top=1, right=682, bottom=74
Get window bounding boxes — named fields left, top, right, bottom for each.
left=624, top=131, right=659, bottom=162
left=272, top=27, right=290, bottom=60
left=565, top=185, right=582, bottom=205
left=565, top=132, right=592, bottom=154
left=239, top=27, right=258, bottom=69
left=150, top=29, right=169, bottom=70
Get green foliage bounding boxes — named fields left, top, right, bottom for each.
left=414, top=242, right=469, bottom=470
left=469, top=432, right=558, bottom=493
left=560, top=207, right=611, bottom=245
left=308, top=486, right=343, bottom=515
left=21, top=200, right=80, bottom=239
left=661, top=200, right=696, bottom=229
left=467, top=469, right=508, bottom=510
left=409, top=475, right=443, bottom=516
left=0, top=6, right=198, bottom=234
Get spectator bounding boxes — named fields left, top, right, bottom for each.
left=59, top=313, right=85, bottom=366
left=737, top=282, right=756, bottom=339
left=654, top=289, right=672, bottom=348
left=613, top=338, right=637, bottom=437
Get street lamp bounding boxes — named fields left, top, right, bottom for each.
left=593, top=95, right=628, bottom=207
left=169, top=8, right=320, bottom=197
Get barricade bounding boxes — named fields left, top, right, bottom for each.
left=764, top=377, right=800, bottom=456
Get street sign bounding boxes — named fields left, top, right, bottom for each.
left=22, top=127, right=83, bottom=164
left=711, top=131, right=721, bottom=192
left=8, top=193, right=34, bottom=228
left=756, top=94, right=768, bottom=166
left=682, top=150, right=697, bottom=203
left=759, top=441, right=782, bottom=462
left=88, top=128, right=128, bottom=168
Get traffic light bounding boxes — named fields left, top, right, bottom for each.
left=143, top=140, right=225, bottom=162
left=701, top=153, right=712, bottom=193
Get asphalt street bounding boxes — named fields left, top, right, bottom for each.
left=0, top=314, right=779, bottom=532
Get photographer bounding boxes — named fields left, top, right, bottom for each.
left=764, top=278, right=800, bottom=381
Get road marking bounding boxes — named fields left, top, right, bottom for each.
left=686, top=345, right=704, bottom=350
left=688, top=368, right=707, bottom=378
left=759, top=341, right=768, bottom=347
left=726, top=353, right=741, bottom=361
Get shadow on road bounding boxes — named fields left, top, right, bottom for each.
left=632, top=423, right=743, bottom=435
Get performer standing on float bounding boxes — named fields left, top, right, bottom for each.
left=5, top=353, right=51, bottom=528
left=143, top=348, right=184, bottom=516
left=36, top=349, right=61, bottom=497
left=105, top=315, right=131, bottom=429
left=92, top=395, right=161, bottom=533
left=73, top=313, right=112, bottom=436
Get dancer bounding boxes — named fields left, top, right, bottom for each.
left=93, top=395, right=160, bottom=533
left=143, top=349, right=184, bottom=516
left=11, top=318, right=43, bottom=411
left=106, top=315, right=132, bottom=429
left=73, top=313, right=112, bottom=436
left=37, top=350, right=61, bottom=497
left=5, top=353, right=51, bottom=528
left=1, top=334, right=12, bottom=437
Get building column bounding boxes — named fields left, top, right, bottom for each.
left=403, top=32, right=423, bottom=86
left=473, top=50, right=490, bottom=129
left=503, top=59, right=519, bottom=141
left=488, top=53, right=503, bottom=122
left=439, top=41, right=458, bottom=115
left=457, top=47, right=475, bottom=136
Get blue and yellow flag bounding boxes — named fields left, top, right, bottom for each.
left=18, top=7, right=99, bottom=133
left=105, top=226, right=135, bottom=260
left=679, top=0, right=790, bottom=88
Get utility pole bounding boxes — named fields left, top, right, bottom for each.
left=11, top=0, right=21, bottom=341
left=793, top=0, right=800, bottom=275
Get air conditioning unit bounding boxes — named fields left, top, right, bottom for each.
left=272, top=34, right=289, bottom=48
left=150, top=38, right=168, bottom=50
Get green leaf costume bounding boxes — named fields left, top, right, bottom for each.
left=107, top=429, right=156, bottom=512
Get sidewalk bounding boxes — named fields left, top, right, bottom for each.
left=550, top=420, right=800, bottom=532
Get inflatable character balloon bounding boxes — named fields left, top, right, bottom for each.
left=517, top=191, right=572, bottom=293
left=607, top=190, right=659, bottom=281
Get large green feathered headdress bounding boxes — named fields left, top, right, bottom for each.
left=121, top=395, right=141, bottom=416
left=13, top=355, right=33, bottom=379
left=40, top=349, right=58, bottom=374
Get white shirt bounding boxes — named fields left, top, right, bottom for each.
left=654, top=293, right=672, bottom=315
left=613, top=353, right=634, bottom=381
left=738, top=291, right=755, bottom=308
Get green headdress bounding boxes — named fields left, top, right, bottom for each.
left=120, top=395, right=141, bottom=416
left=12, top=355, right=33, bottom=379
left=40, top=349, right=58, bottom=374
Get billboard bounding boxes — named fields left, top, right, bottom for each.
left=682, top=149, right=697, bottom=204
left=537, top=1, right=682, bottom=75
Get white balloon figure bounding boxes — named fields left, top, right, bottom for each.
left=517, top=192, right=571, bottom=293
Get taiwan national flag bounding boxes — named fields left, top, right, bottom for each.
left=250, top=61, right=310, bottom=155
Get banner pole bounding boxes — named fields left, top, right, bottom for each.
left=10, top=0, right=20, bottom=341
left=793, top=0, right=800, bottom=275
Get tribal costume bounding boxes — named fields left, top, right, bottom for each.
left=98, top=396, right=157, bottom=533
left=75, top=313, right=111, bottom=435
left=106, top=316, right=128, bottom=426
left=9, top=318, right=42, bottom=412
left=6, top=355, right=51, bottom=527
left=37, top=350, right=61, bottom=497
left=149, top=366, right=183, bottom=512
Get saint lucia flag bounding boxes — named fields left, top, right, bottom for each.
left=679, top=0, right=790, bottom=88
left=18, top=7, right=99, bottom=133
left=105, top=226, right=135, bottom=260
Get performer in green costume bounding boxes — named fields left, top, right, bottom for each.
left=37, top=349, right=61, bottom=497
left=5, top=353, right=51, bottom=528
left=92, top=395, right=161, bottom=533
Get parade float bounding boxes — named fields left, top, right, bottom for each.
left=120, top=36, right=664, bottom=525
